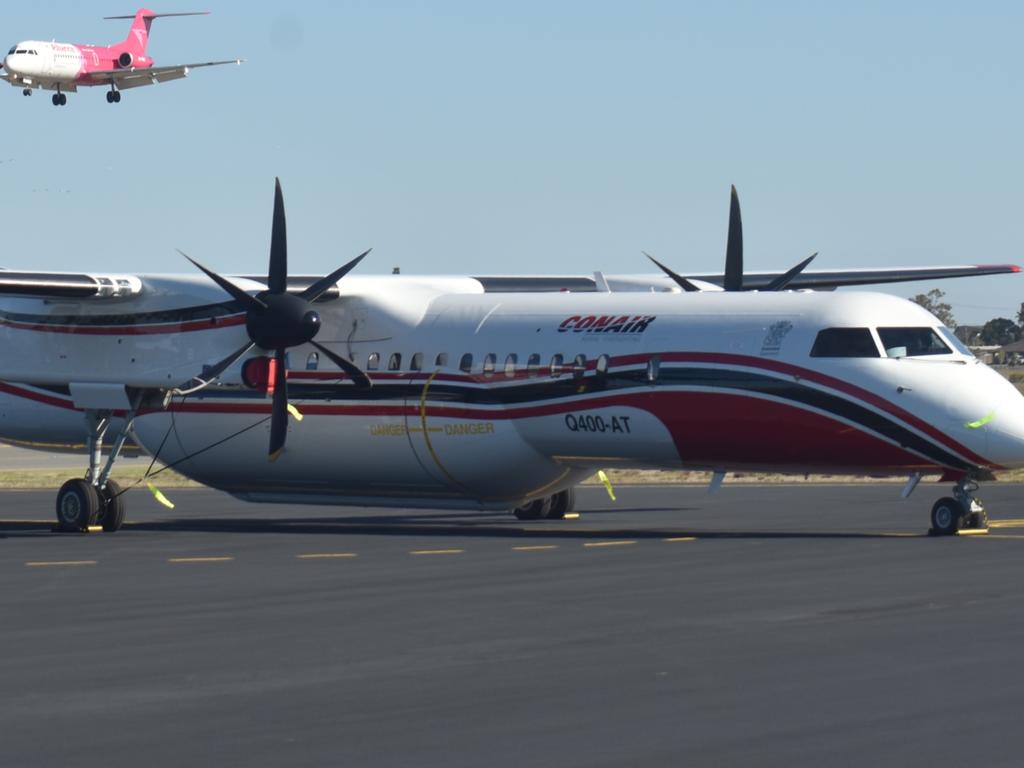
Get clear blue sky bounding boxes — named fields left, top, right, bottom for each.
left=1, top=1, right=1021, bottom=325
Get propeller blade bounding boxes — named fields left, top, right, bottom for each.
left=311, top=340, right=373, bottom=389
left=298, top=248, right=373, bottom=303
left=724, top=185, right=743, bottom=291
left=195, top=341, right=255, bottom=384
left=268, top=348, right=289, bottom=461
left=643, top=252, right=700, bottom=292
left=762, top=252, right=818, bottom=292
left=268, top=178, right=288, bottom=295
left=179, top=250, right=267, bottom=311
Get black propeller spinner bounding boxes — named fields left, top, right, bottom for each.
left=645, top=185, right=817, bottom=293
left=181, top=178, right=372, bottom=461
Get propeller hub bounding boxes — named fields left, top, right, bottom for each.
left=246, top=292, right=321, bottom=350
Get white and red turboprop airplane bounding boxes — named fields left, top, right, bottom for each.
left=0, top=8, right=241, bottom=106
left=0, top=182, right=1020, bottom=537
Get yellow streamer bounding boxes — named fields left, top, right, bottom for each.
left=287, top=403, right=304, bottom=421
left=146, top=482, right=175, bottom=509
left=597, top=470, right=616, bottom=501
left=965, top=412, right=995, bottom=429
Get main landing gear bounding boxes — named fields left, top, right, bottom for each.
left=513, top=487, right=576, bottom=521
left=51, top=90, right=67, bottom=106
left=105, top=87, right=121, bottom=104
left=54, top=407, right=136, bottom=533
left=929, top=477, right=989, bottom=536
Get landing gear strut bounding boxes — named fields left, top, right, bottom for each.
left=930, top=477, right=988, bottom=536
left=54, top=403, right=138, bottom=533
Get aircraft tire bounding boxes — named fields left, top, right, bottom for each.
left=546, top=488, right=576, bottom=519
left=106, top=91, right=113, bottom=103
left=52, top=94, right=60, bottom=106
left=930, top=497, right=965, bottom=536
left=98, top=479, right=127, bottom=533
left=60, top=93, right=67, bottom=106
left=114, top=91, right=121, bottom=103
left=513, top=498, right=551, bottom=521
left=56, top=479, right=100, bottom=532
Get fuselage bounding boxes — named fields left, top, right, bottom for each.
left=2, top=40, right=152, bottom=90
left=0, top=275, right=1021, bottom=509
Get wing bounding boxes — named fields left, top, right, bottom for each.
left=81, top=59, right=243, bottom=90
left=474, top=264, right=1022, bottom=293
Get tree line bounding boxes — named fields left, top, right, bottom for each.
left=910, top=289, right=1022, bottom=346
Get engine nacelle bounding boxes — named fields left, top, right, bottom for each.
left=117, top=51, right=133, bottom=68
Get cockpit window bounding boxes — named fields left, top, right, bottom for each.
left=810, top=328, right=880, bottom=358
left=877, top=327, right=952, bottom=358
left=7, top=47, right=15, bottom=55
left=15, top=49, right=26, bottom=55
left=938, top=327, right=974, bottom=357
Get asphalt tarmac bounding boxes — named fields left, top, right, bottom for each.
left=3, top=482, right=1024, bottom=767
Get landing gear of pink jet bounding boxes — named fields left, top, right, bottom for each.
left=21, top=88, right=30, bottom=96
left=105, top=89, right=121, bottom=103
left=51, top=92, right=66, bottom=106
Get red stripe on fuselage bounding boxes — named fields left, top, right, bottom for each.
left=0, top=313, right=247, bottom=336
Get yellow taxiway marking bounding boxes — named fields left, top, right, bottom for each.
left=167, top=556, right=234, bottom=564
left=296, top=552, right=358, bottom=560
left=410, top=549, right=464, bottom=556
left=584, top=540, right=637, bottom=548
left=987, top=520, right=1024, bottom=528
left=664, top=537, right=697, bottom=542
left=563, top=512, right=581, bottom=520
left=512, top=544, right=559, bottom=551
left=955, top=528, right=990, bottom=536
left=25, top=560, right=97, bottom=567
left=971, top=534, right=1024, bottom=540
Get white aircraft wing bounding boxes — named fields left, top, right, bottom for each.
left=81, top=59, right=243, bottom=90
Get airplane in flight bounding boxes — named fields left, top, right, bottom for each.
left=0, top=8, right=241, bottom=106
left=0, top=182, right=1020, bottom=538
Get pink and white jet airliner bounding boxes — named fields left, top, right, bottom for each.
left=0, top=8, right=241, bottom=106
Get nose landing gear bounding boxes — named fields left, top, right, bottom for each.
left=512, top=487, right=577, bottom=521
left=22, top=88, right=31, bottom=96
left=930, top=478, right=988, bottom=536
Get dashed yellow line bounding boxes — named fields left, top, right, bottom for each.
left=664, top=537, right=696, bottom=542
left=988, top=520, right=1024, bottom=529
left=584, top=540, right=637, bottom=548
left=167, top=556, right=234, bottom=564
left=25, top=560, right=96, bottom=567
left=296, top=552, right=358, bottom=560
left=512, top=544, right=559, bottom=551
left=409, top=549, right=464, bottom=556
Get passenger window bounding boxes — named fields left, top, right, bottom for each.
left=367, top=352, right=380, bottom=371
left=388, top=353, right=402, bottom=370
left=647, top=356, right=660, bottom=382
left=410, top=352, right=423, bottom=371
left=459, top=353, right=473, bottom=373
left=482, top=353, right=496, bottom=377
left=573, top=354, right=586, bottom=379
left=550, top=354, right=564, bottom=377
left=877, top=327, right=952, bottom=358
left=504, top=354, right=517, bottom=378
left=527, top=353, right=541, bottom=377
left=596, top=354, right=610, bottom=376
left=435, top=353, right=448, bottom=368
left=305, top=352, right=319, bottom=371
left=810, top=328, right=880, bottom=358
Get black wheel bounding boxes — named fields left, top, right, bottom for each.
left=113, top=91, right=121, bottom=103
left=546, top=487, right=576, bottom=519
left=513, top=498, right=551, bottom=521
left=106, top=91, right=113, bottom=103
left=98, top=479, right=127, bottom=533
left=931, top=497, right=965, bottom=536
left=56, top=479, right=100, bottom=531
left=22, top=88, right=30, bottom=96
left=52, top=94, right=60, bottom=106
left=60, top=93, right=67, bottom=105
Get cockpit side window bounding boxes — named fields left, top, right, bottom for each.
left=877, top=327, right=952, bottom=357
left=938, top=327, right=973, bottom=357
left=810, top=328, right=880, bottom=358
left=8, top=47, right=16, bottom=55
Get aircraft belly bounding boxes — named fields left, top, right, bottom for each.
left=133, top=407, right=452, bottom=497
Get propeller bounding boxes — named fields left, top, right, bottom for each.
left=182, top=177, right=372, bottom=461
left=647, top=185, right=817, bottom=292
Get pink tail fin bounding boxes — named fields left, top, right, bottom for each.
left=123, top=8, right=156, bottom=57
